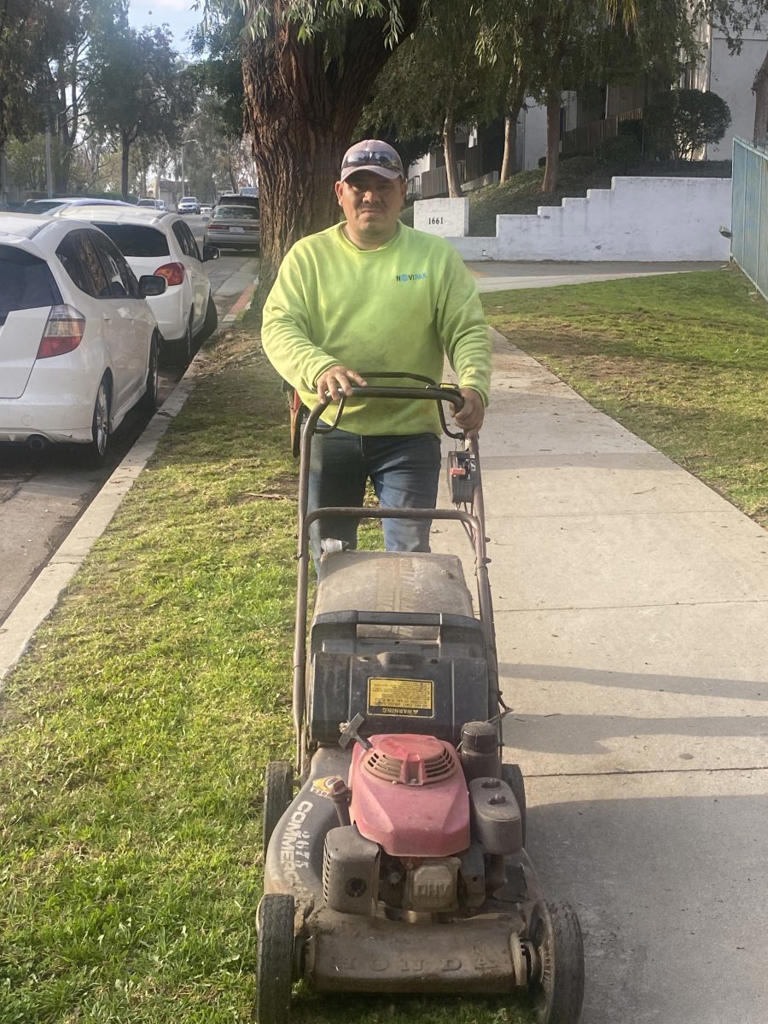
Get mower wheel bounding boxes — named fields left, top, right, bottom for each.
left=255, top=893, right=295, bottom=1023
left=263, top=761, right=293, bottom=854
left=502, top=762, right=527, bottom=847
left=529, top=900, right=585, bottom=1024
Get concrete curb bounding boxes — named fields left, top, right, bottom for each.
left=0, top=272, right=257, bottom=687
left=222, top=282, right=256, bottom=323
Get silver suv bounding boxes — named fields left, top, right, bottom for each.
left=177, top=196, right=200, bottom=215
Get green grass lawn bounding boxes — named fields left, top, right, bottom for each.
left=0, top=331, right=532, bottom=1024
left=483, top=264, right=768, bottom=527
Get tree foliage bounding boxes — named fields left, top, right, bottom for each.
left=358, top=2, right=506, bottom=196
left=192, top=3, right=247, bottom=140
left=88, top=25, right=194, bottom=197
left=0, top=0, right=68, bottom=151
left=43, top=0, right=131, bottom=192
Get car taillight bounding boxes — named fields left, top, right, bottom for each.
left=154, top=262, right=185, bottom=286
left=37, top=304, right=86, bottom=359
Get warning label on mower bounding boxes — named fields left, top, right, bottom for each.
left=367, top=677, right=434, bottom=718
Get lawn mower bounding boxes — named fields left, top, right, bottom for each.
left=257, top=375, right=585, bottom=1023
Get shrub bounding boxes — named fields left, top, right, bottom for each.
left=595, top=133, right=642, bottom=171
left=618, top=118, right=644, bottom=145
left=644, top=89, right=731, bottom=161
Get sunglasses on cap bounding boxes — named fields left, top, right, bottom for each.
left=341, top=149, right=403, bottom=173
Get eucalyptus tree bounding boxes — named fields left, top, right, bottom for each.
left=190, top=16, right=254, bottom=194
left=88, top=25, right=194, bottom=198
left=44, top=0, right=131, bottom=192
left=228, top=0, right=420, bottom=301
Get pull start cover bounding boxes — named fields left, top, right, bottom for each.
left=349, top=734, right=470, bottom=858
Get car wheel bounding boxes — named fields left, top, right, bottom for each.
left=86, top=374, right=111, bottom=465
left=141, top=333, right=160, bottom=414
left=197, top=292, right=218, bottom=344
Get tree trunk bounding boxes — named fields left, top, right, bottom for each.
left=0, top=141, right=7, bottom=206
left=55, top=58, right=79, bottom=193
left=121, top=132, right=130, bottom=199
left=500, top=74, right=526, bottom=183
left=500, top=116, right=516, bottom=184
left=443, top=109, right=461, bottom=198
left=753, top=47, right=768, bottom=146
left=241, top=3, right=419, bottom=313
left=542, top=97, right=561, bottom=193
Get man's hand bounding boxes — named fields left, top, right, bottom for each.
left=315, top=365, right=368, bottom=403
left=452, top=387, right=485, bottom=435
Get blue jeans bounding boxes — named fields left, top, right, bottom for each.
left=307, top=429, right=441, bottom=565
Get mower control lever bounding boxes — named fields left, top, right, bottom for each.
left=339, top=712, right=372, bottom=751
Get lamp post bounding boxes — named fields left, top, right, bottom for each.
left=180, top=138, right=200, bottom=198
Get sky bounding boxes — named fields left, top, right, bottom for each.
left=127, top=0, right=203, bottom=52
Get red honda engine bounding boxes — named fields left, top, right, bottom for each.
left=348, top=733, right=470, bottom=858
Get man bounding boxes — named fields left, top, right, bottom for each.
left=261, top=139, right=491, bottom=564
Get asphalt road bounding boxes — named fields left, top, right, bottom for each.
left=0, top=233, right=256, bottom=627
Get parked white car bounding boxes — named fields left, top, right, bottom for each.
left=53, top=204, right=219, bottom=363
left=0, top=214, right=165, bottom=461
left=24, top=197, right=131, bottom=214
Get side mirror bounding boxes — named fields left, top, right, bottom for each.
left=138, top=274, right=167, bottom=297
left=203, top=244, right=220, bottom=262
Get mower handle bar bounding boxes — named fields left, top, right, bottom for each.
left=313, top=379, right=465, bottom=440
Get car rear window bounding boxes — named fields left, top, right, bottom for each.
left=213, top=206, right=259, bottom=221
left=0, top=245, right=60, bottom=324
left=93, top=223, right=170, bottom=257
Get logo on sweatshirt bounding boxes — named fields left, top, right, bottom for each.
left=395, top=271, right=428, bottom=283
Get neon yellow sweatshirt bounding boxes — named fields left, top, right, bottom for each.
left=261, top=222, right=491, bottom=436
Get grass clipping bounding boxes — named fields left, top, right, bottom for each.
left=0, top=330, right=532, bottom=1024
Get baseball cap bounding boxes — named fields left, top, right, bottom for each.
left=339, top=140, right=404, bottom=181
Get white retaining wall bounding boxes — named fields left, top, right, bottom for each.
left=448, top=177, right=732, bottom=262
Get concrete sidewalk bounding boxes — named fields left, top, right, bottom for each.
left=440, top=327, right=768, bottom=1023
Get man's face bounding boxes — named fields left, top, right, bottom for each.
left=335, top=170, right=406, bottom=248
